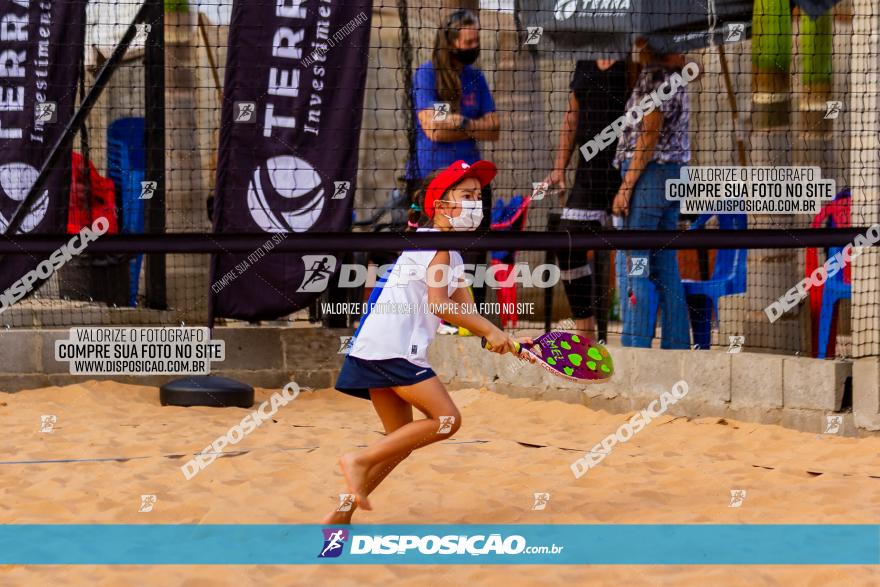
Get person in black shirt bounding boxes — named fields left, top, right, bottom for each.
left=543, top=59, right=630, bottom=341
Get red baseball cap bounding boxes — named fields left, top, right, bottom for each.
left=424, top=159, right=497, bottom=219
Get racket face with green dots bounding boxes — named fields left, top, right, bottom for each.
left=524, top=331, right=614, bottom=383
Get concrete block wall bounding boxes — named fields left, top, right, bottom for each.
left=853, top=358, right=880, bottom=431
left=1, top=327, right=873, bottom=437
left=427, top=336, right=865, bottom=436
left=0, top=327, right=348, bottom=395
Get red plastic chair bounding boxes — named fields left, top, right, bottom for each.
left=68, top=152, right=119, bottom=235
left=490, top=194, right=531, bottom=328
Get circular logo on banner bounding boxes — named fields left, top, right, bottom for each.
left=554, top=0, right=577, bottom=20
left=0, top=162, right=49, bottom=234
left=247, top=155, right=325, bottom=233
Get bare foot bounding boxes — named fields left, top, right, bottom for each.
left=339, top=453, right=372, bottom=510
left=320, top=509, right=353, bottom=525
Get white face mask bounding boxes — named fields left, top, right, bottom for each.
left=440, top=199, right=483, bottom=231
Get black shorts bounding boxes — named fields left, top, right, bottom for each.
left=552, top=216, right=611, bottom=320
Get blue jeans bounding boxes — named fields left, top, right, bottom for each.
left=617, top=161, right=690, bottom=349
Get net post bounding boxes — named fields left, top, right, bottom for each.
left=144, top=0, right=167, bottom=310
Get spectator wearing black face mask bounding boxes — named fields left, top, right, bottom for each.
left=406, top=8, right=499, bottom=307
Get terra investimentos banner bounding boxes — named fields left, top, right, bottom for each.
left=0, top=0, right=86, bottom=297
left=210, top=0, right=372, bottom=321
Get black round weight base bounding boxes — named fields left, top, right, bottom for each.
left=160, top=376, right=254, bottom=408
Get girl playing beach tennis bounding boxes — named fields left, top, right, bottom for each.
left=326, top=159, right=534, bottom=524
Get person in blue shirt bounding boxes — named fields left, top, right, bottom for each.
left=410, top=9, right=499, bottom=178
left=407, top=8, right=499, bottom=307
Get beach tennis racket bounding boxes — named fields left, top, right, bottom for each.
left=481, top=331, right=613, bottom=383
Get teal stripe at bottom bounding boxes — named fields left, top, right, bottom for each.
left=0, top=524, right=877, bottom=565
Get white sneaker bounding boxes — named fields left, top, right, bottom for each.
left=437, top=323, right=458, bottom=335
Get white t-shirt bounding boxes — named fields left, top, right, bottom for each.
left=349, top=229, right=464, bottom=368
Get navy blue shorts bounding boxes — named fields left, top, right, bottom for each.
left=335, top=355, right=437, bottom=400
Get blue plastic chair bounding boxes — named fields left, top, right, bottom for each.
left=817, top=246, right=851, bottom=359
left=106, top=118, right=145, bottom=306
left=681, top=214, right=748, bottom=349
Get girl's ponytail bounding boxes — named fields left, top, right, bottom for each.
left=406, top=201, right=421, bottom=230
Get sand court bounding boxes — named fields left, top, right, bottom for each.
left=1, top=381, right=878, bottom=584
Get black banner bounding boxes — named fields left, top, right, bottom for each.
left=0, top=0, right=86, bottom=295
left=211, top=0, right=372, bottom=321
left=515, top=0, right=752, bottom=58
